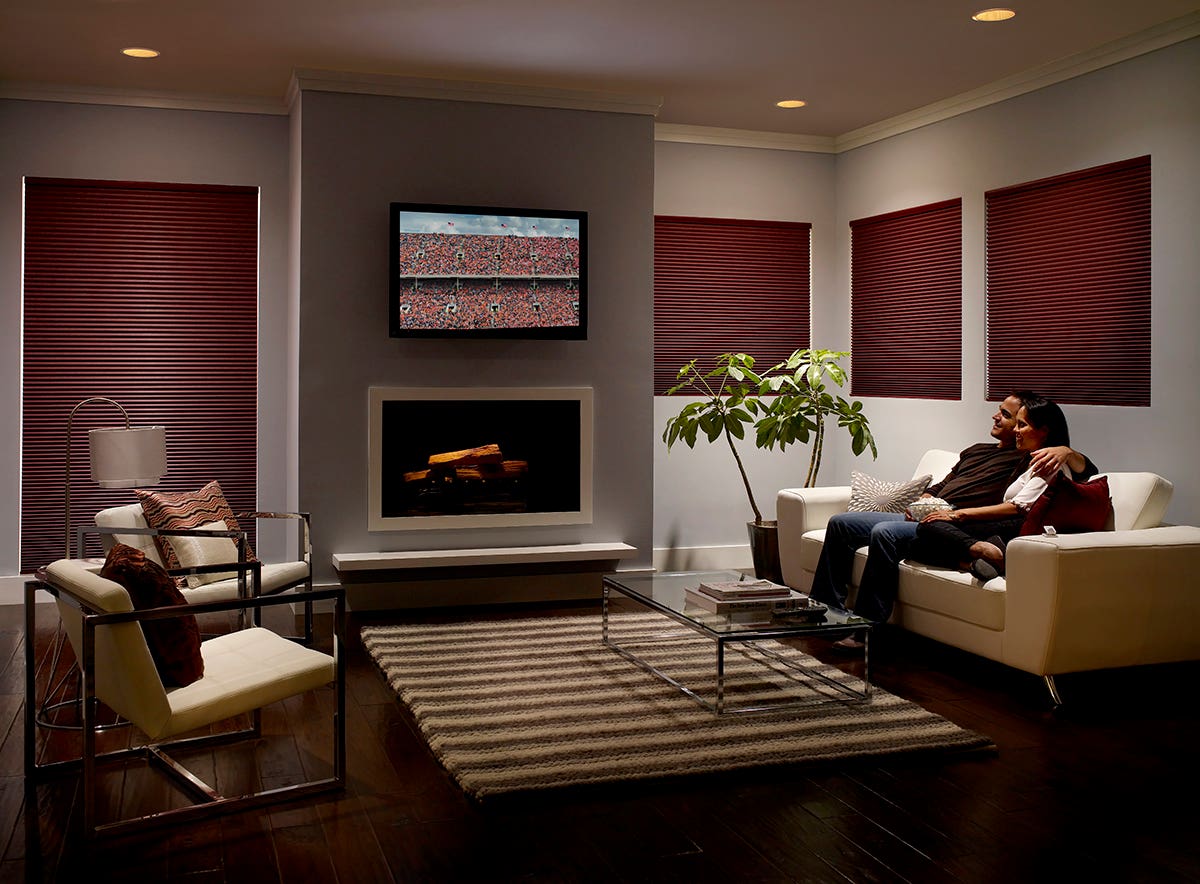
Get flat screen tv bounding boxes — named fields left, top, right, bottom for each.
left=389, top=202, right=587, bottom=339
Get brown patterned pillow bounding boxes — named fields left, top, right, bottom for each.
left=135, top=480, right=256, bottom=573
left=100, top=543, right=204, bottom=687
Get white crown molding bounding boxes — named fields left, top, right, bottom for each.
left=656, top=11, right=1200, bottom=156
left=653, top=123, right=836, bottom=154
left=0, top=80, right=287, bottom=115
left=835, top=10, right=1200, bottom=153
left=288, top=69, right=662, bottom=117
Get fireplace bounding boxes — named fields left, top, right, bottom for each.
left=368, top=387, right=593, bottom=531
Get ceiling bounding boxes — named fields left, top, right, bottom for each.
left=2, top=1, right=1198, bottom=137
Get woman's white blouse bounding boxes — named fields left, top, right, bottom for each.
left=1003, top=462, right=1071, bottom=511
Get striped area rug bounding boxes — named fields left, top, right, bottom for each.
left=361, top=612, right=993, bottom=798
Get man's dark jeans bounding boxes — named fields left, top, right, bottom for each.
left=808, top=511, right=918, bottom=623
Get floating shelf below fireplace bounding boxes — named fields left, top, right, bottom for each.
left=332, top=541, right=637, bottom=573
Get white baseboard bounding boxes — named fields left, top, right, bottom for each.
left=651, top=544, right=754, bottom=575
left=0, top=575, right=37, bottom=607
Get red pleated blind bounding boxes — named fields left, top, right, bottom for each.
left=986, top=156, right=1151, bottom=406
left=22, top=178, right=258, bottom=572
left=850, top=199, right=962, bottom=400
left=653, top=216, right=811, bottom=395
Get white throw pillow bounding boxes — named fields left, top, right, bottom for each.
left=167, top=519, right=241, bottom=588
left=847, top=472, right=932, bottom=513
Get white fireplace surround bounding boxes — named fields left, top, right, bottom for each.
left=367, top=386, right=594, bottom=532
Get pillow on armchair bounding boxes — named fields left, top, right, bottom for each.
left=100, top=543, right=204, bottom=687
left=168, top=519, right=241, bottom=588
left=135, top=480, right=256, bottom=574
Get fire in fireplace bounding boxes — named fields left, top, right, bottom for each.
left=368, top=387, right=593, bottom=531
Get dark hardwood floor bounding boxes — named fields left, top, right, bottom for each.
left=3, top=596, right=1199, bottom=883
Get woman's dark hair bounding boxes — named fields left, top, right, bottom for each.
left=1018, top=395, right=1071, bottom=448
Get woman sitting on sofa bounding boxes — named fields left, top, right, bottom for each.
left=910, top=396, right=1073, bottom=582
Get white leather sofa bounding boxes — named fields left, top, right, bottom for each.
left=777, top=450, right=1200, bottom=703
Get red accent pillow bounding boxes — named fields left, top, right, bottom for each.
left=100, top=543, right=204, bottom=687
left=1020, top=474, right=1113, bottom=537
left=134, top=480, right=255, bottom=574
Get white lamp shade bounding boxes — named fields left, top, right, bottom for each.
left=88, top=425, right=167, bottom=488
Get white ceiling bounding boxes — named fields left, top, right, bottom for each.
left=2, top=1, right=1198, bottom=137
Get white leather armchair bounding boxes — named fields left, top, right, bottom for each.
left=25, top=558, right=344, bottom=839
left=93, top=503, right=314, bottom=642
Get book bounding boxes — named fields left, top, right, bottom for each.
left=684, top=587, right=810, bottom=615
left=696, top=578, right=792, bottom=601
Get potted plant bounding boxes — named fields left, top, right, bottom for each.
left=662, top=348, right=876, bottom=582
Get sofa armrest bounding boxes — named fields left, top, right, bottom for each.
left=777, top=486, right=851, bottom=590
left=777, top=486, right=852, bottom=535
left=1000, top=525, right=1200, bottom=676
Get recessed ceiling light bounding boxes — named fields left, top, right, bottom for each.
left=776, top=99, right=807, bottom=109
left=121, top=47, right=160, bottom=58
left=972, top=8, right=1016, bottom=22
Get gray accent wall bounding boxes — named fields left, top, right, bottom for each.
left=292, top=90, right=656, bottom=584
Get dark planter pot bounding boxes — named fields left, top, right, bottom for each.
left=746, top=520, right=783, bottom=584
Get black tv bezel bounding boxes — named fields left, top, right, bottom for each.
left=388, top=201, right=588, bottom=340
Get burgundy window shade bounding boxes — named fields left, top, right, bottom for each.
left=21, top=178, right=258, bottom=573
left=654, top=216, right=811, bottom=395
left=986, top=156, right=1151, bottom=406
left=850, top=199, right=962, bottom=400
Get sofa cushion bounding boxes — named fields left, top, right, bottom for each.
left=135, top=481, right=255, bottom=573
left=912, top=449, right=959, bottom=484
left=1020, top=474, right=1112, bottom=536
left=1102, top=472, right=1173, bottom=530
left=897, top=561, right=1007, bottom=631
left=848, top=472, right=931, bottom=513
left=99, top=543, right=204, bottom=687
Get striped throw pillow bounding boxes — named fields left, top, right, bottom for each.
left=135, top=480, right=255, bottom=574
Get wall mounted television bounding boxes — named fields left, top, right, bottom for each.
left=389, top=202, right=587, bottom=339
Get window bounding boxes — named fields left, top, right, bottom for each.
left=653, top=216, right=810, bottom=395
left=850, top=199, right=962, bottom=399
left=986, top=156, right=1150, bottom=406
left=21, top=178, right=258, bottom=572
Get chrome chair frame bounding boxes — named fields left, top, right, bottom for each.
left=24, top=560, right=346, bottom=841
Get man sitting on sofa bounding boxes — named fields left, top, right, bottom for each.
left=810, top=391, right=1097, bottom=649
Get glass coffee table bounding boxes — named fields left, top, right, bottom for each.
left=602, top=570, right=872, bottom=714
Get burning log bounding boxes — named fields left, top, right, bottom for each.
left=428, top=443, right=503, bottom=468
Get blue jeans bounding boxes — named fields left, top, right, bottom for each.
left=808, top=512, right=918, bottom=623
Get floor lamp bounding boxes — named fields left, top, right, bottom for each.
left=64, top=397, right=167, bottom=559
left=40, top=397, right=167, bottom=731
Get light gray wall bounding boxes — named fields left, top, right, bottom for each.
left=0, top=100, right=292, bottom=597
left=652, top=141, right=838, bottom=565
left=828, top=38, right=1200, bottom=526
left=650, top=37, right=1200, bottom=559
left=294, top=90, right=655, bottom=583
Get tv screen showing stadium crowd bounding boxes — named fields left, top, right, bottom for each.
left=389, top=203, right=587, bottom=339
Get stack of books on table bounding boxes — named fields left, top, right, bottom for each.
left=683, top=578, right=810, bottom=615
